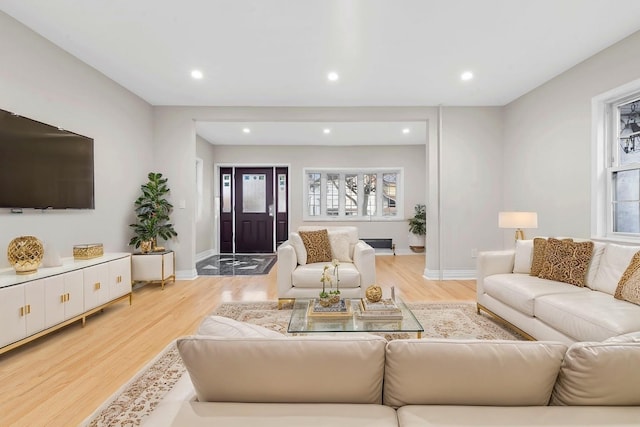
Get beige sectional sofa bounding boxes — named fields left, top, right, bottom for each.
left=477, top=239, right=640, bottom=344
left=143, top=316, right=640, bottom=426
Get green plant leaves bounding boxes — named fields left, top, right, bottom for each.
left=129, top=172, right=178, bottom=248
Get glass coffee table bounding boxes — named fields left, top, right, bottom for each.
left=287, top=298, right=424, bottom=338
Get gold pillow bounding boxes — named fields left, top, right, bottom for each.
left=298, top=229, right=332, bottom=264
left=538, top=238, right=594, bottom=287
left=530, top=238, right=548, bottom=276
left=614, top=251, right=640, bottom=305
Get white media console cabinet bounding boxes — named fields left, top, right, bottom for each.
left=0, top=253, right=132, bottom=355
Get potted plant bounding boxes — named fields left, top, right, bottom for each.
left=129, top=172, right=178, bottom=252
left=408, top=203, right=426, bottom=253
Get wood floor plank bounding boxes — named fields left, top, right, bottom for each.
left=0, top=255, right=475, bottom=426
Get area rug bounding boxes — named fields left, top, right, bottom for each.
left=81, top=301, right=524, bottom=426
left=195, top=254, right=276, bottom=276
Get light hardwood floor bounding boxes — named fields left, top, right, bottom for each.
left=0, top=255, right=475, bottom=426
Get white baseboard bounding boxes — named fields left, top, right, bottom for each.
left=176, top=269, right=197, bottom=280
left=196, top=249, right=216, bottom=262
left=423, top=269, right=476, bottom=280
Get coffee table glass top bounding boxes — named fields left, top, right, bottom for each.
left=287, top=298, right=424, bottom=335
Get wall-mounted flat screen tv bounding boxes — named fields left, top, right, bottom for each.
left=0, top=108, right=95, bottom=209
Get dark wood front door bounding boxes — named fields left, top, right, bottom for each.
left=234, top=168, right=274, bottom=253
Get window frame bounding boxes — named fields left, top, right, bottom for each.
left=592, top=78, right=640, bottom=242
left=302, top=167, right=404, bottom=221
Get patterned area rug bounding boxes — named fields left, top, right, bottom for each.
left=81, top=301, right=524, bottom=426
left=196, top=254, right=276, bottom=276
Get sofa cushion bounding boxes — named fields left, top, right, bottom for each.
left=605, top=331, right=640, bottom=343
left=592, top=243, right=640, bottom=295
left=178, top=335, right=387, bottom=404
left=614, top=250, right=640, bottom=305
left=197, top=315, right=283, bottom=338
left=327, top=229, right=352, bottom=262
left=538, top=238, right=593, bottom=287
left=585, top=241, right=606, bottom=289
left=292, top=262, right=360, bottom=289
left=289, top=232, right=308, bottom=265
left=535, top=291, right=640, bottom=342
left=551, top=340, right=640, bottom=406
left=299, top=229, right=332, bottom=264
left=483, top=273, right=588, bottom=316
left=383, top=339, right=567, bottom=407
left=145, top=402, right=400, bottom=427
left=299, top=226, right=360, bottom=260
left=397, top=406, right=640, bottom=427
left=512, top=239, right=533, bottom=274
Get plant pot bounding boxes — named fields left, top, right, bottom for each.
left=140, top=240, right=153, bottom=254
left=319, top=296, right=332, bottom=307
left=408, top=233, right=425, bottom=253
left=329, top=294, right=340, bottom=304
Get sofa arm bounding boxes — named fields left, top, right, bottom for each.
left=277, top=242, right=297, bottom=296
left=476, top=250, right=515, bottom=297
left=354, top=240, right=376, bottom=289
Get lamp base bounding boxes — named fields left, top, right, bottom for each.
left=515, top=229, right=525, bottom=240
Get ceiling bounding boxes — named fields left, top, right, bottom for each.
left=3, top=0, right=640, bottom=145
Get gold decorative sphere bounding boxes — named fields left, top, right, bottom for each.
left=7, top=236, right=44, bottom=275
left=365, top=285, right=383, bottom=303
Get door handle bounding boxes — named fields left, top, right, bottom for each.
left=268, top=203, right=274, bottom=217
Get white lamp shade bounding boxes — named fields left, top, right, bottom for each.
left=498, top=211, right=538, bottom=229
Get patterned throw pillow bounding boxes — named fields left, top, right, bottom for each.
left=614, top=251, right=640, bottom=305
left=538, top=238, right=594, bottom=287
left=530, top=238, right=548, bottom=276
left=299, top=229, right=332, bottom=264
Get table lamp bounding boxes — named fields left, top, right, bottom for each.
left=498, top=211, right=538, bottom=240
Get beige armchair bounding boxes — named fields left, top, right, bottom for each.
left=277, top=226, right=376, bottom=307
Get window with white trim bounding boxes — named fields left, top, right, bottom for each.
left=303, top=168, right=403, bottom=220
left=611, top=96, right=640, bottom=234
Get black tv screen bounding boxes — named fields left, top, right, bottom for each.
left=0, top=108, right=94, bottom=209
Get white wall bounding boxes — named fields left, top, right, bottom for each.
left=0, top=12, right=154, bottom=269
left=438, top=107, right=504, bottom=277
left=195, top=136, right=216, bottom=257
left=503, top=30, right=640, bottom=243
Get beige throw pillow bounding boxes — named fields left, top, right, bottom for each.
left=614, top=251, right=640, bottom=305
left=299, top=229, right=332, bottom=264
left=513, top=239, right=533, bottom=274
left=289, top=232, right=308, bottom=265
left=328, top=230, right=352, bottom=262
left=530, top=238, right=548, bottom=276
left=538, top=238, right=593, bottom=287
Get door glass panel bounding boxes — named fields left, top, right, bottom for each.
left=383, top=173, right=397, bottom=216
left=242, top=174, right=266, bottom=213
left=277, top=174, right=287, bottom=213
left=222, top=173, right=232, bottom=213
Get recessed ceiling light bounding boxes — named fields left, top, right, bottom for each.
left=323, top=128, right=331, bottom=134
left=461, top=71, right=474, bottom=81
left=191, top=69, right=203, bottom=79
left=242, top=128, right=251, bottom=134
left=402, top=128, right=411, bottom=134
left=327, top=72, right=339, bottom=82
